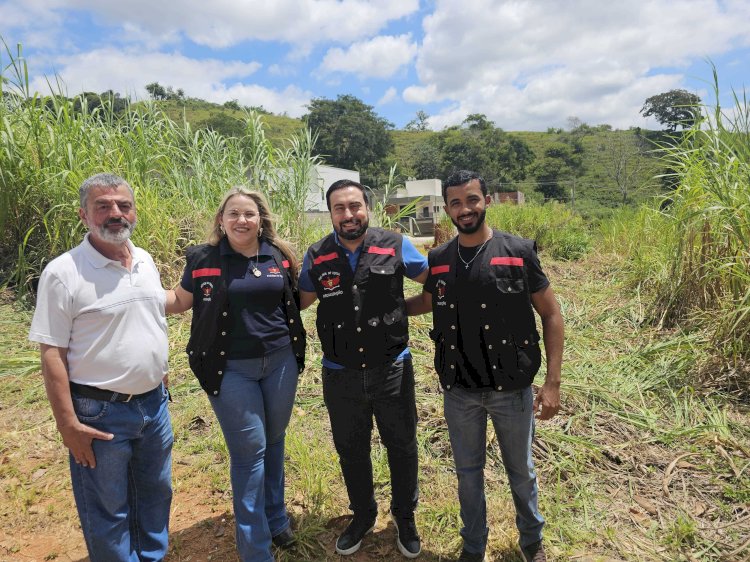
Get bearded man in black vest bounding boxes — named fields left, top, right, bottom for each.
left=299, top=180, right=428, bottom=558
left=406, top=170, right=564, bottom=562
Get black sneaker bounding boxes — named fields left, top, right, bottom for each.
left=390, top=512, right=421, bottom=558
left=457, top=549, right=487, bottom=562
left=522, top=540, right=547, bottom=562
left=335, top=513, right=376, bottom=555
left=271, top=526, right=295, bottom=549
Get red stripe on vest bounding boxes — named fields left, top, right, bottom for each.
left=313, top=252, right=338, bottom=265
left=282, top=260, right=290, bottom=268
left=367, top=246, right=396, bottom=256
left=431, top=265, right=450, bottom=274
left=192, top=268, right=221, bottom=278
left=490, top=257, right=524, bottom=266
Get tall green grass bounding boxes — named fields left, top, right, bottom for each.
left=0, top=41, right=324, bottom=293
left=598, top=71, right=750, bottom=369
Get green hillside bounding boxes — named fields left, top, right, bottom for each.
left=154, top=99, right=665, bottom=216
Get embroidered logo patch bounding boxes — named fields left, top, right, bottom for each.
left=319, top=271, right=344, bottom=298
left=435, top=279, right=447, bottom=306
left=200, top=281, right=213, bottom=302
left=268, top=266, right=280, bottom=274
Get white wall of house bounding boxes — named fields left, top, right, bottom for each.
left=306, top=165, right=361, bottom=211
left=396, top=178, right=442, bottom=198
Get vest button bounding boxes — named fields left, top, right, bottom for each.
left=353, top=284, right=357, bottom=290
left=450, top=304, right=454, bottom=308
left=492, top=365, right=497, bottom=369
left=293, top=337, right=298, bottom=341
left=497, top=385, right=503, bottom=391
left=222, top=312, right=228, bottom=316
left=361, top=363, right=366, bottom=368
left=337, top=324, right=342, bottom=329
left=446, top=385, right=451, bottom=390
left=524, top=340, right=529, bottom=344
left=202, top=351, right=206, bottom=356
left=354, top=306, right=359, bottom=311
left=218, top=371, right=223, bottom=375
left=450, top=345, right=455, bottom=350
left=213, top=390, right=219, bottom=395
left=488, top=344, right=493, bottom=349
left=221, top=331, right=226, bottom=336
left=189, top=351, right=193, bottom=355
left=502, top=339, right=507, bottom=344
left=289, top=319, right=294, bottom=323
left=287, top=300, right=291, bottom=306
left=484, top=324, right=490, bottom=330
left=359, top=347, right=364, bottom=352
left=450, top=364, right=455, bottom=369
left=357, top=327, right=362, bottom=332
left=451, top=325, right=456, bottom=330
left=220, top=351, right=225, bottom=356
left=481, top=303, right=486, bottom=308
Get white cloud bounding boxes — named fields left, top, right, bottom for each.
left=58, top=0, right=420, bottom=49
left=377, top=87, right=398, bottom=105
left=319, top=34, right=418, bottom=79
left=409, top=0, right=750, bottom=130
left=27, top=49, right=311, bottom=116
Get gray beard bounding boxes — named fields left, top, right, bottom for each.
left=95, top=220, right=136, bottom=243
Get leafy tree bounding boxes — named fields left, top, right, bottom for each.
left=223, top=99, right=241, bottom=111
left=533, top=142, right=581, bottom=202
left=145, top=82, right=167, bottom=100
left=199, top=112, right=245, bottom=138
left=405, top=110, right=430, bottom=131
left=409, top=140, right=442, bottom=179
left=304, top=94, right=394, bottom=173
left=420, top=114, right=534, bottom=190
left=640, top=89, right=702, bottom=132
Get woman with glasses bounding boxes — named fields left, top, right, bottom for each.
left=166, top=187, right=306, bottom=562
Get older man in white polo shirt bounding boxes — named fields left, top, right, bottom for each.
left=29, top=173, right=173, bottom=562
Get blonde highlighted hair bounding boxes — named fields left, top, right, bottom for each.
left=209, top=186, right=299, bottom=282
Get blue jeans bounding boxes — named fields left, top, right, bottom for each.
left=70, top=383, right=173, bottom=562
left=208, top=346, right=299, bottom=562
left=443, top=385, right=544, bottom=555
left=322, top=357, right=419, bottom=518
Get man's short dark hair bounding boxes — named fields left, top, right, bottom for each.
left=442, top=170, right=487, bottom=201
left=325, top=179, right=369, bottom=210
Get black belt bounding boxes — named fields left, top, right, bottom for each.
left=70, top=381, right=159, bottom=403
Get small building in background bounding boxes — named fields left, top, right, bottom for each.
left=494, top=191, right=525, bottom=205
left=306, top=165, right=361, bottom=212
left=386, top=178, right=444, bottom=236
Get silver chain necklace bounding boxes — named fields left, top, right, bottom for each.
left=457, top=233, right=492, bottom=269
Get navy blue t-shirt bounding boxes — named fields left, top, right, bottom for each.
left=181, top=238, right=290, bottom=359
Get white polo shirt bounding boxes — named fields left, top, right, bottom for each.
left=29, top=234, right=169, bottom=394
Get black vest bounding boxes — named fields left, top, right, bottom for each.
left=429, top=231, right=541, bottom=391
left=185, top=242, right=306, bottom=395
left=306, top=228, right=408, bottom=369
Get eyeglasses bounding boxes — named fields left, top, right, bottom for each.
left=223, top=211, right=257, bottom=221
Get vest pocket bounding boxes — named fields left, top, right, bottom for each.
left=429, top=329, right=446, bottom=374
left=495, top=277, right=525, bottom=293
left=514, top=334, right=542, bottom=376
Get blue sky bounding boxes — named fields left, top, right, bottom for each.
left=1, top=0, right=748, bottom=131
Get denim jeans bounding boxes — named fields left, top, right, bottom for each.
left=443, top=385, right=544, bottom=555
left=208, top=345, right=299, bottom=562
left=69, top=383, right=173, bottom=562
left=322, top=357, right=418, bottom=518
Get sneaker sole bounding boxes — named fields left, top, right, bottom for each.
left=391, top=513, right=422, bottom=559
left=335, top=525, right=375, bottom=556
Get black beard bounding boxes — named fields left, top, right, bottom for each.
left=336, top=219, right=368, bottom=240
left=451, top=209, right=486, bottom=234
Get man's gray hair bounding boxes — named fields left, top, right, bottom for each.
left=79, top=173, right=134, bottom=208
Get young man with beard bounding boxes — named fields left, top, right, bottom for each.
left=29, top=173, right=173, bottom=561
left=299, top=179, right=428, bottom=558
left=406, top=170, right=563, bottom=562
